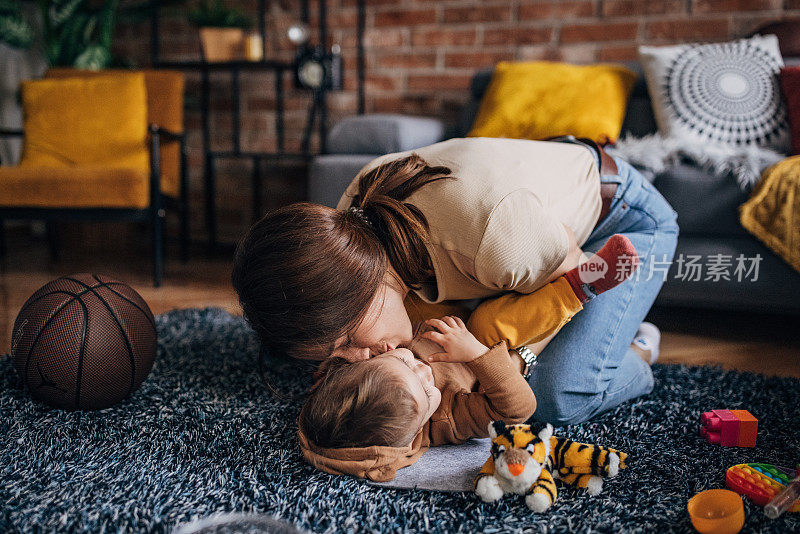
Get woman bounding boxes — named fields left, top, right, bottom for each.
left=232, top=137, right=679, bottom=425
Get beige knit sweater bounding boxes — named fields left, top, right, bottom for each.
left=337, top=137, right=601, bottom=303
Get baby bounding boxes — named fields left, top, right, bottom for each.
left=298, top=235, right=640, bottom=481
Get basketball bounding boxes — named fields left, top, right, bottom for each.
left=10, top=273, right=157, bottom=410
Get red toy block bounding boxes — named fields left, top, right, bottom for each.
left=700, top=409, right=758, bottom=447
left=701, top=409, right=739, bottom=446
left=730, top=410, right=758, bottom=447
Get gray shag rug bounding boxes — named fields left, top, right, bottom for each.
left=1, top=308, right=799, bottom=533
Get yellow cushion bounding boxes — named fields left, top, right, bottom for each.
left=468, top=61, right=637, bottom=144
left=46, top=68, right=185, bottom=197
left=0, top=166, right=150, bottom=209
left=739, top=156, right=800, bottom=275
left=19, top=74, right=148, bottom=172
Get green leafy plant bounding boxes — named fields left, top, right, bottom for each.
left=0, top=0, right=35, bottom=48
left=188, top=0, right=252, bottom=29
left=0, top=0, right=118, bottom=68
left=0, top=0, right=172, bottom=69
left=43, top=0, right=120, bottom=69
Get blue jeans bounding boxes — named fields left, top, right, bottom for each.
left=529, top=156, right=679, bottom=426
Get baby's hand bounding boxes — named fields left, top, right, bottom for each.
left=421, top=316, right=489, bottom=363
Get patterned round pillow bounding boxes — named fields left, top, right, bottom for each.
left=639, top=34, right=790, bottom=153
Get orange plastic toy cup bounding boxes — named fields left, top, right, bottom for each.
left=688, top=489, right=745, bottom=534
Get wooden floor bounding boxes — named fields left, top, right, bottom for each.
left=2, top=223, right=799, bottom=377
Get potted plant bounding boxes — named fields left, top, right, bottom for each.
left=0, top=0, right=183, bottom=69
left=0, top=0, right=120, bottom=69
left=189, top=0, right=253, bottom=62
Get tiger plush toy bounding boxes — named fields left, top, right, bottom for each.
left=474, top=421, right=628, bottom=512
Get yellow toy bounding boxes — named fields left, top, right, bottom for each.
left=474, top=421, right=628, bottom=512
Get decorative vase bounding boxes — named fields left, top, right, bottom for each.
left=198, top=27, right=244, bottom=62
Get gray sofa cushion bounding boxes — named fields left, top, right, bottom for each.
left=326, top=114, right=446, bottom=155
left=653, top=164, right=750, bottom=237
left=455, top=68, right=493, bottom=137
left=658, top=236, right=800, bottom=312
left=619, top=61, right=658, bottom=138
left=308, top=153, right=376, bottom=208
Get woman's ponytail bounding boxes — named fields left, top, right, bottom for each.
left=350, top=153, right=453, bottom=290
left=231, top=153, right=451, bottom=361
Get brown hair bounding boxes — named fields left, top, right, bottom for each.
left=232, top=154, right=452, bottom=360
left=299, top=357, right=420, bottom=448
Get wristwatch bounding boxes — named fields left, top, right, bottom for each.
left=514, top=346, right=538, bottom=379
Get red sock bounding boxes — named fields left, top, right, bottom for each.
left=564, top=234, right=639, bottom=303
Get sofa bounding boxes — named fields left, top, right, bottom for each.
left=309, top=61, right=800, bottom=314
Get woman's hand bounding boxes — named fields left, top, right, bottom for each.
left=421, top=316, right=489, bottom=363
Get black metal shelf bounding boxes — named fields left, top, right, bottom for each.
left=153, top=60, right=294, bottom=71
left=208, top=151, right=312, bottom=160
left=149, top=0, right=341, bottom=250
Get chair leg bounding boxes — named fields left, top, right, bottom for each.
left=205, top=153, right=217, bottom=254
left=179, top=201, right=189, bottom=263
left=149, top=125, right=165, bottom=287
left=152, top=208, right=164, bottom=288
left=179, top=142, right=190, bottom=263
left=0, top=219, right=6, bottom=273
left=46, top=221, right=60, bottom=262
left=252, top=156, right=262, bottom=224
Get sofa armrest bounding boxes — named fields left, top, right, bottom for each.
left=326, top=114, right=447, bottom=155
left=149, top=124, right=184, bottom=142
left=0, top=129, right=24, bottom=166
left=0, top=129, right=24, bottom=137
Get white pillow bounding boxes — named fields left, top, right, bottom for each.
left=639, top=34, right=790, bottom=153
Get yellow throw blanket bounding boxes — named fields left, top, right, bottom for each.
left=740, top=156, right=800, bottom=274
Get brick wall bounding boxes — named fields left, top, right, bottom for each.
left=115, top=0, right=799, bottom=244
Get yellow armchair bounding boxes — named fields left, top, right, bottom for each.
left=0, top=69, right=187, bottom=287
